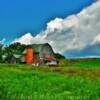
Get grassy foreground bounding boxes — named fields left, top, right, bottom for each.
left=0, top=64, right=100, bottom=100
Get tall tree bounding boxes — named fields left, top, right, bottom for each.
left=0, top=44, right=3, bottom=62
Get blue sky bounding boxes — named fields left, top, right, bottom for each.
left=0, top=0, right=95, bottom=42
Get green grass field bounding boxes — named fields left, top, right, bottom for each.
left=0, top=59, right=100, bottom=100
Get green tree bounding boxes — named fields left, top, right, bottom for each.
left=8, top=42, right=26, bottom=54
left=54, top=53, right=65, bottom=59
left=2, top=43, right=26, bottom=63
left=0, top=44, right=3, bottom=62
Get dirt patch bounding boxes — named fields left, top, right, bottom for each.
left=17, top=66, right=100, bottom=78
left=53, top=69, right=65, bottom=74
left=66, top=68, right=100, bottom=78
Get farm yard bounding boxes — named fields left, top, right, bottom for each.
left=0, top=58, right=100, bottom=100
left=0, top=0, right=100, bottom=100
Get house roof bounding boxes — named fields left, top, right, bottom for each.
left=13, top=54, right=22, bottom=59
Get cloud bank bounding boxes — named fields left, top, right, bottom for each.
left=14, top=0, right=100, bottom=57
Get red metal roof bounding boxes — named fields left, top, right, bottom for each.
left=44, top=56, right=56, bottom=61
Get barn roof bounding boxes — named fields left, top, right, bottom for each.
left=22, top=43, right=52, bottom=54
left=26, top=43, right=49, bottom=53
left=44, top=56, right=57, bottom=61
left=31, top=44, right=44, bottom=53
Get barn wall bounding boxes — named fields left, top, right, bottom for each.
left=39, top=44, right=54, bottom=59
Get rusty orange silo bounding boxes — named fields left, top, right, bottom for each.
left=26, top=47, right=33, bottom=64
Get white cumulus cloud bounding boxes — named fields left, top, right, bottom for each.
left=13, top=0, right=100, bottom=56
left=92, top=34, right=100, bottom=45
left=13, top=33, right=34, bottom=45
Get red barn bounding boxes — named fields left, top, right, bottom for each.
left=24, top=43, right=58, bottom=66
